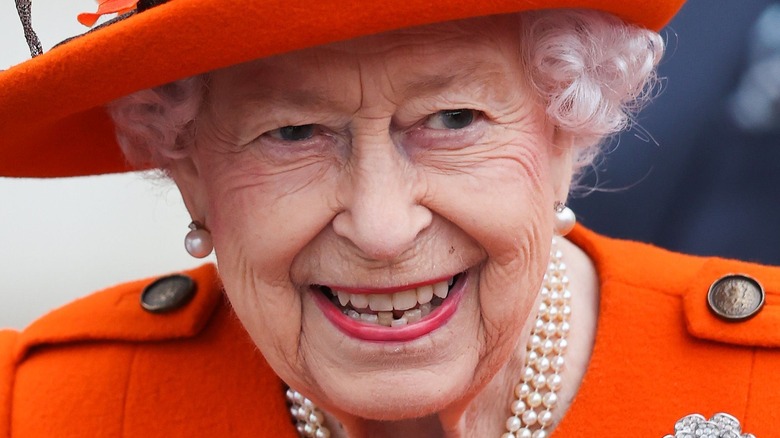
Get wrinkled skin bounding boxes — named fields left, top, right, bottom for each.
left=170, top=15, right=596, bottom=438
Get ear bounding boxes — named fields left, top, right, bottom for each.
left=167, top=156, right=210, bottom=225
left=549, top=127, right=576, bottom=203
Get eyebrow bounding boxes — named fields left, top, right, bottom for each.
left=241, top=88, right=334, bottom=109
left=400, top=60, right=509, bottom=98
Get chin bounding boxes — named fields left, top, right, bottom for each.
left=316, top=358, right=479, bottom=421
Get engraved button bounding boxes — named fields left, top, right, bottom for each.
left=140, top=274, right=196, bottom=313
left=707, top=274, right=765, bottom=321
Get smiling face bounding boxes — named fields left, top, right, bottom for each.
left=170, top=16, right=574, bottom=422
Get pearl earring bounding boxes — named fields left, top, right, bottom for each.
left=553, top=202, right=576, bottom=236
left=184, top=221, right=214, bottom=258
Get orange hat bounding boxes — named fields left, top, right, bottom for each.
left=0, top=0, right=684, bottom=178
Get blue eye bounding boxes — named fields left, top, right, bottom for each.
left=426, top=109, right=476, bottom=130
left=268, top=124, right=316, bottom=141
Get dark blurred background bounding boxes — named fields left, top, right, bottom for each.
left=571, top=0, right=780, bottom=265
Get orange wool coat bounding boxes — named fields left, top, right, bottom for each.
left=2, top=227, right=780, bottom=437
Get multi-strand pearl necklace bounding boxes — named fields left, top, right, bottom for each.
left=502, top=240, right=570, bottom=438
left=286, top=388, right=330, bottom=438
left=286, top=240, right=571, bottom=438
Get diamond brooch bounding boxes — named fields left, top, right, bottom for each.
left=664, top=413, right=756, bottom=438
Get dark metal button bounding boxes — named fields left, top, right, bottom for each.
left=140, top=274, right=196, bottom=313
left=707, top=274, right=765, bottom=321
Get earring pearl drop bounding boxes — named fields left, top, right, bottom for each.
left=184, top=221, right=214, bottom=258
left=553, top=203, right=576, bottom=236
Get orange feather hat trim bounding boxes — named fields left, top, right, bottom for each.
left=78, top=0, right=139, bottom=27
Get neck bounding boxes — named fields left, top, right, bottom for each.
left=330, top=415, right=444, bottom=438
left=324, top=382, right=515, bottom=438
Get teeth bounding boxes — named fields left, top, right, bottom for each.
left=339, top=280, right=451, bottom=313
left=433, top=281, right=449, bottom=299
left=377, top=311, right=394, bottom=326
left=391, top=317, right=408, bottom=327
left=368, top=294, right=394, bottom=311
left=416, top=285, right=433, bottom=305
left=331, top=276, right=457, bottom=327
left=360, top=313, right=379, bottom=324
left=350, top=293, right=369, bottom=309
left=392, top=289, right=418, bottom=310
left=404, top=309, right=422, bottom=323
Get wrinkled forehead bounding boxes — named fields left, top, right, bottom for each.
left=324, top=14, right=521, bottom=55
left=208, top=15, right=525, bottom=104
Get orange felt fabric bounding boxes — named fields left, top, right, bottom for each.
left=6, top=264, right=298, bottom=437
left=16, top=264, right=221, bottom=349
left=0, top=0, right=685, bottom=178
left=745, top=350, right=780, bottom=437
left=4, top=227, right=780, bottom=436
left=0, top=330, right=17, bottom=436
left=683, top=258, right=780, bottom=347
left=555, top=228, right=780, bottom=436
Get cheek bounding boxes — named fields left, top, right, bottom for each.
left=426, top=133, right=556, bottom=358
left=190, top=150, right=341, bottom=366
left=190, top=153, right=335, bottom=316
left=426, top=133, right=554, bottom=260
left=196, top=146, right=339, bottom=268
left=207, top=182, right=337, bottom=285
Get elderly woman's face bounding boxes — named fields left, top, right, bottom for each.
left=172, top=17, right=572, bottom=420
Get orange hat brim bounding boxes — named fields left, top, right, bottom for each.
left=0, top=0, right=685, bottom=178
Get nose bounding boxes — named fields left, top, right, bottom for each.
left=332, top=135, right=432, bottom=261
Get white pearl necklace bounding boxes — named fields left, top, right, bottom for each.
left=502, top=240, right=570, bottom=438
left=286, top=240, right=570, bottom=438
left=285, top=388, right=330, bottom=438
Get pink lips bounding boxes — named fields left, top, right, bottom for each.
left=311, top=273, right=468, bottom=342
